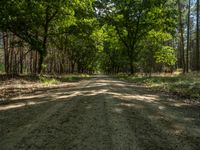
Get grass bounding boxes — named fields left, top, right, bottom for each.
left=0, top=74, right=92, bottom=85
left=39, top=74, right=91, bottom=85
left=59, top=74, right=91, bottom=82
left=39, top=76, right=61, bottom=85
left=116, top=73, right=200, bottom=99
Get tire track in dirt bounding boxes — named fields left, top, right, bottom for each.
left=106, top=78, right=199, bottom=150
left=0, top=77, right=199, bottom=150
left=0, top=80, right=92, bottom=150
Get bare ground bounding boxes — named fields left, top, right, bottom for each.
left=0, top=76, right=199, bottom=150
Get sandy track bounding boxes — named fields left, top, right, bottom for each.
left=0, top=77, right=199, bottom=150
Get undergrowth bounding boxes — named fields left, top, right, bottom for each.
left=39, top=74, right=91, bottom=84
left=117, top=73, right=200, bottom=99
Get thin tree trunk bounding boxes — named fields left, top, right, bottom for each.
left=186, top=0, right=191, bottom=73
left=3, top=32, right=9, bottom=74
left=20, top=47, right=23, bottom=74
left=178, top=0, right=186, bottom=73
left=30, top=50, right=33, bottom=74
left=9, top=33, right=14, bottom=74
left=196, top=0, right=200, bottom=71
left=34, top=51, right=38, bottom=74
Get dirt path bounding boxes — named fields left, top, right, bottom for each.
left=0, top=77, right=199, bottom=150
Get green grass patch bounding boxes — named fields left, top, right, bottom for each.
left=39, top=74, right=91, bottom=84
left=59, top=74, right=91, bottom=82
left=39, top=76, right=60, bottom=85
left=116, top=73, right=200, bottom=99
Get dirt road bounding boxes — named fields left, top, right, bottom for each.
left=0, top=77, right=199, bottom=150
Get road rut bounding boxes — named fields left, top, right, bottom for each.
left=0, top=77, right=199, bottom=150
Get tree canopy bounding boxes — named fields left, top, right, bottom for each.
left=0, top=0, right=199, bottom=75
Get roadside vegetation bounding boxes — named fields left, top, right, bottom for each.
left=116, top=73, right=200, bottom=101
left=0, top=74, right=91, bottom=100
left=39, top=74, right=91, bottom=84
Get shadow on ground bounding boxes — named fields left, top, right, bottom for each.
left=0, top=77, right=199, bottom=150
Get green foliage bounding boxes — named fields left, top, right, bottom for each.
left=0, top=0, right=93, bottom=73
left=99, top=24, right=128, bottom=73
left=39, top=74, right=91, bottom=85
left=138, top=29, right=176, bottom=74
left=0, top=0, right=178, bottom=74
left=155, top=46, right=177, bottom=66
left=39, top=76, right=60, bottom=85
left=96, top=0, right=177, bottom=73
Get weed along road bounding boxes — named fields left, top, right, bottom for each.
left=0, top=77, right=199, bottom=150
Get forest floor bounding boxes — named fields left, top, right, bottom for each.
left=0, top=76, right=200, bottom=150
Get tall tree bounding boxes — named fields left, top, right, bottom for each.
left=0, top=0, right=76, bottom=74
left=178, top=0, right=186, bottom=73
left=186, top=0, right=191, bottom=72
left=196, top=0, right=200, bottom=71
left=96, top=0, right=176, bottom=74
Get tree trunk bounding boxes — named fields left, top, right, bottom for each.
left=30, top=50, right=33, bottom=74
left=3, top=32, right=9, bottom=74
left=9, top=33, right=14, bottom=74
left=196, top=0, right=200, bottom=71
left=71, top=62, right=75, bottom=73
left=178, top=0, right=186, bottom=73
left=34, top=51, right=38, bottom=74
left=130, top=61, right=134, bottom=74
left=186, top=0, right=191, bottom=73
left=38, top=53, right=44, bottom=74
left=19, top=47, right=23, bottom=74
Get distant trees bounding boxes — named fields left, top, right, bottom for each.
left=178, top=0, right=186, bottom=73
left=96, top=0, right=177, bottom=74
left=176, top=0, right=200, bottom=73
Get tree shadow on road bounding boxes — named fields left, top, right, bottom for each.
left=0, top=78, right=199, bottom=150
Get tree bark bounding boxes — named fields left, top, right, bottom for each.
left=196, top=0, right=200, bottom=71
left=3, top=32, right=9, bottom=74
left=186, top=0, right=191, bottom=73
left=178, top=0, right=186, bottom=73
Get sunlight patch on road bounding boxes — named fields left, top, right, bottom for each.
left=0, top=101, right=47, bottom=111
left=116, top=103, right=145, bottom=109
left=158, top=106, right=166, bottom=110
left=113, top=93, right=159, bottom=103
left=0, top=103, right=26, bottom=111
left=119, top=103, right=136, bottom=107
left=86, top=82, right=109, bottom=88
left=84, top=89, right=108, bottom=96
left=57, top=91, right=81, bottom=99
left=113, top=107, right=123, bottom=113
left=172, top=103, right=190, bottom=107
left=9, top=94, right=48, bottom=101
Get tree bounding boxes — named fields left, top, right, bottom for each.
left=196, top=0, right=200, bottom=71
left=186, top=0, right=191, bottom=72
left=178, top=0, right=186, bottom=73
left=100, top=24, right=128, bottom=74
left=0, top=0, right=76, bottom=74
left=96, top=0, right=176, bottom=74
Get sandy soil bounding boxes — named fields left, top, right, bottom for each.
left=0, top=77, right=199, bottom=150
